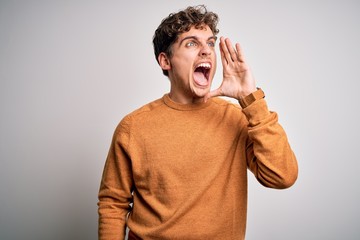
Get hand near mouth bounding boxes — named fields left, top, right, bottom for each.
left=205, top=37, right=256, bottom=102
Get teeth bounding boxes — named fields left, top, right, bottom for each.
left=196, top=63, right=211, bottom=69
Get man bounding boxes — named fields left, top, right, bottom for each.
left=98, top=5, right=298, bottom=240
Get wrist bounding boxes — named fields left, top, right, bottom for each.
left=239, top=89, right=256, bottom=99
left=239, top=88, right=265, bottom=108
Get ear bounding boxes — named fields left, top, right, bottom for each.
left=158, top=52, right=171, bottom=71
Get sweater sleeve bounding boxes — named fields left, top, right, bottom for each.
left=98, top=116, right=134, bottom=240
left=243, top=98, right=298, bottom=189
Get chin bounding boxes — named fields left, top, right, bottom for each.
left=192, top=87, right=210, bottom=98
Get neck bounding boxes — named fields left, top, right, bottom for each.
left=168, top=91, right=206, bottom=104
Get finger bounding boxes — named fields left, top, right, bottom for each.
left=235, top=43, right=245, bottom=62
left=219, top=40, right=228, bottom=66
left=207, top=87, right=224, bottom=100
left=225, top=38, right=238, bottom=62
left=220, top=37, right=232, bottom=64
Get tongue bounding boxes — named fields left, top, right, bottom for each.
left=193, top=71, right=208, bottom=86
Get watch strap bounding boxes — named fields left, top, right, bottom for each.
left=239, top=88, right=265, bottom=108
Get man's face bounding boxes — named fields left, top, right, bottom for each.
left=164, top=25, right=217, bottom=103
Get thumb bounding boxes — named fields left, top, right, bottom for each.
left=204, top=87, right=223, bottom=102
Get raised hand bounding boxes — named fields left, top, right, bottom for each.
left=206, top=37, right=256, bottom=101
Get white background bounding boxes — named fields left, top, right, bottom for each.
left=1, top=0, right=359, bottom=239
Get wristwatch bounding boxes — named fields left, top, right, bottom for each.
left=239, top=88, right=265, bottom=108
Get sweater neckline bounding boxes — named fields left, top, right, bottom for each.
left=162, top=94, right=212, bottom=111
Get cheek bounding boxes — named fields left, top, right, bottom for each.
left=172, top=54, right=192, bottom=67
left=212, top=58, right=217, bottom=77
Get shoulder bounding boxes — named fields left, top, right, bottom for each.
left=116, top=96, right=165, bottom=131
left=211, top=97, right=247, bottom=126
left=212, top=97, right=242, bottom=111
left=128, top=97, right=165, bottom=117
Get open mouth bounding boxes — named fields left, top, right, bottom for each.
left=193, top=63, right=211, bottom=86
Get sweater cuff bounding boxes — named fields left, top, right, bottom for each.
left=241, top=97, right=271, bottom=126
left=239, top=88, right=265, bottom=108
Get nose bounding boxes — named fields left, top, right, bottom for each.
left=199, top=44, right=211, bottom=56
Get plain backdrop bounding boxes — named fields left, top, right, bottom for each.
left=1, top=0, right=359, bottom=239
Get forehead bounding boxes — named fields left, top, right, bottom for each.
left=176, top=25, right=215, bottom=42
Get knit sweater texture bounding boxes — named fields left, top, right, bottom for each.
left=98, top=93, right=298, bottom=240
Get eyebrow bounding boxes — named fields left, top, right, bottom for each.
left=179, top=35, right=218, bottom=46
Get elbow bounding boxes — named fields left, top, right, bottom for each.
left=271, top=152, right=299, bottom=189
left=259, top=162, right=299, bottom=189
left=259, top=173, right=297, bottom=189
left=275, top=163, right=299, bottom=189
left=260, top=172, right=298, bottom=189
left=276, top=170, right=298, bottom=189
left=282, top=155, right=299, bottom=189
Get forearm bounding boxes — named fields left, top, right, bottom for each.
left=98, top=187, right=130, bottom=240
left=243, top=97, right=298, bottom=189
left=98, top=156, right=133, bottom=240
left=98, top=119, right=134, bottom=239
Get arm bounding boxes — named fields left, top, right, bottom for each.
left=243, top=97, right=298, bottom=188
left=208, top=37, right=298, bottom=188
left=98, top=117, right=134, bottom=239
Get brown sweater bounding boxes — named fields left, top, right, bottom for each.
left=98, top=93, right=298, bottom=240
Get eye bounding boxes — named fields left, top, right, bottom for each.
left=207, top=41, right=215, bottom=47
left=186, top=41, right=197, bottom=47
